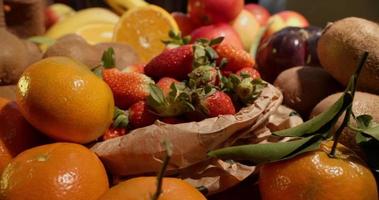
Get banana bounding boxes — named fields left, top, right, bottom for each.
left=46, top=8, right=120, bottom=40
left=105, top=0, right=148, bottom=15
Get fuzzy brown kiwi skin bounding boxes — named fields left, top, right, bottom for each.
left=44, top=34, right=141, bottom=70
left=43, top=34, right=100, bottom=68
left=317, top=17, right=379, bottom=94
left=310, top=92, right=379, bottom=154
left=274, top=66, right=342, bottom=118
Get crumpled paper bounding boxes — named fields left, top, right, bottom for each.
left=91, top=84, right=303, bottom=194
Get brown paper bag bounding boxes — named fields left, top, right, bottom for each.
left=91, top=84, right=289, bottom=194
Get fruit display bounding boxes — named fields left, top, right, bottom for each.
left=0, top=0, right=379, bottom=199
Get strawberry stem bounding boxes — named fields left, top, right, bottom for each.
left=151, top=140, right=173, bottom=200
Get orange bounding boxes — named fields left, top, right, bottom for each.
left=259, top=141, right=378, bottom=200
left=0, top=143, right=109, bottom=200
left=99, top=177, right=206, bottom=200
left=16, top=57, right=114, bottom=144
left=0, top=97, right=46, bottom=173
left=113, top=5, right=179, bottom=62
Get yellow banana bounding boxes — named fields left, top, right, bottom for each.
left=105, top=0, right=148, bottom=15
left=49, top=3, right=76, bottom=20
left=46, top=8, right=120, bottom=40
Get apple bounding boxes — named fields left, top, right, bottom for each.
left=263, top=10, right=309, bottom=41
left=45, top=3, right=75, bottom=29
left=256, top=26, right=322, bottom=83
left=190, top=23, right=244, bottom=49
left=244, top=3, right=271, bottom=26
left=171, top=12, right=199, bottom=36
left=232, top=10, right=260, bottom=51
left=187, top=0, right=244, bottom=25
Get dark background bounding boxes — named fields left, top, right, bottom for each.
left=52, top=0, right=379, bottom=27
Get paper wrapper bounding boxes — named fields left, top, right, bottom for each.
left=91, top=84, right=302, bottom=194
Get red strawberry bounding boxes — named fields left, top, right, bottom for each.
left=200, top=91, right=236, bottom=117
left=103, top=68, right=154, bottom=109
left=214, top=43, right=255, bottom=72
left=128, top=101, right=158, bottom=128
left=236, top=67, right=261, bottom=79
left=122, top=63, right=145, bottom=73
left=156, top=77, right=179, bottom=96
left=145, top=44, right=194, bottom=80
left=103, top=126, right=127, bottom=141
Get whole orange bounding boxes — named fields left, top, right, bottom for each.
left=259, top=141, right=378, bottom=200
left=16, top=57, right=114, bottom=143
left=0, top=97, right=46, bottom=173
left=99, top=177, right=206, bottom=200
left=0, top=143, right=109, bottom=200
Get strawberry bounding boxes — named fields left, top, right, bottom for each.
left=128, top=101, right=158, bottom=128
left=236, top=67, right=261, bottom=79
left=103, top=68, right=154, bottom=109
left=156, top=77, right=179, bottom=96
left=214, top=43, right=255, bottom=72
left=147, top=83, right=194, bottom=117
left=103, top=126, right=127, bottom=141
left=199, top=91, right=236, bottom=117
left=188, top=66, right=219, bottom=88
left=144, top=44, right=194, bottom=80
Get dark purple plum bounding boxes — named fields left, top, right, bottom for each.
left=256, top=26, right=322, bottom=83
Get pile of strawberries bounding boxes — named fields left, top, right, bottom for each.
left=99, top=36, right=266, bottom=140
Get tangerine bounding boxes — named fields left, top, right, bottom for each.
left=0, top=97, right=46, bottom=173
left=16, top=57, right=114, bottom=144
left=0, top=143, right=109, bottom=200
left=99, top=177, right=206, bottom=200
left=259, top=141, right=378, bottom=200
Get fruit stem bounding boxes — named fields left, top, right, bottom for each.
left=151, top=140, right=173, bottom=200
left=329, top=52, right=368, bottom=157
left=330, top=105, right=352, bottom=157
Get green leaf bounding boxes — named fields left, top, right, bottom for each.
left=356, top=115, right=374, bottom=129
left=208, top=135, right=322, bottom=164
left=113, top=107, right=129, bottom=128
left=147, top=84, right=166, bottom=108
left=101, top=48, right=115, bottom=68
left=274, top=93, right=353, bottom=137
left=209, top=37, right=224, bottom=46
left=28, top=36, right=56, bottom=46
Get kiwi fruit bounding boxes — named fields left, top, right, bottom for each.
left=317, top=17, right=379, bottom=94
left=95, top=42, right=140, bottom=70
left=0, top=0, right=42, bottom=85
left=310, top=91, right=379, bottom=152
left=44, top=34, right=141, bottom=69
left=274, top=66, right=342, bottom=118
left=44, top=34, right=100, bottom=68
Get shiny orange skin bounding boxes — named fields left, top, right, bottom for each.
left=0, top=143, right=109, bottom=200
left=16, top=57, right=114, bottom=144
left=259, top=141, right=378, bottom=200
left=0, top=98, right=46, bottom=173
left=99, top=177, right=206, bottom=200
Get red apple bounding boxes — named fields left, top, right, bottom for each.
left=232, top=10, right=260, bottom=51
left=263, top=10, right=309, bottom=40
left=187, top=0, right=244, bottom=25
left=190, top=23, right=244, bottom=49
left=171, top=12, right=199, bottom=36
left=45, top=3, right=75, bottom=29
left=244, top=3, right=271, bottom=26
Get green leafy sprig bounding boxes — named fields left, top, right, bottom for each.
left=209, top=52, right=373, bottom=164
